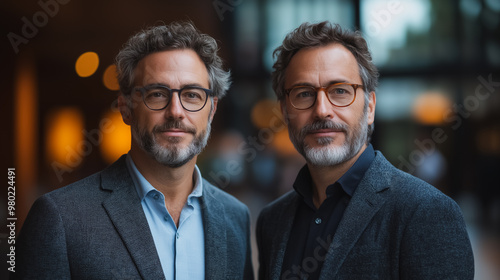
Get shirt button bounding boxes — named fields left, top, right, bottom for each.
left=315, top=218, right=322, bottom=225
left=164, top=215, right=169, bottom=221
left=153, top=194, right=160, bottom=200
left=176, top=233, right=179, bottom=239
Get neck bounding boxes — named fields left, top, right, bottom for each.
left=308, top=143, right=367, bottom=208
left=129, top=144, right=196, bottom=204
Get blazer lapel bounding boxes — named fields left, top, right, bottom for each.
left=319, top=153, right=391, bottom=280
left=269, top=193, right=301, bottom=279
left=201, top=182, right=228, bottom=280
left=100, top=156, right=165, bottom=280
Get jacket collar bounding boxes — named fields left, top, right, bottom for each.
left=267, top=151, right=392, bottom=279
left=266, top=192, right=302, bottom=279
left=100, top=155, right=166, bottom=280
left=101, top=156, right=232, bottom=279
left=200, top=179, right=228, bottom=279
left=318, top=151, right=391, bottom=279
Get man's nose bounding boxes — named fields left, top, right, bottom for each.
left=312, top=89, right=333, bottom=119
left=164, top=92, right=185, bottom=119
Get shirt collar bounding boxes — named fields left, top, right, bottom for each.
left=293, top=144, right=375, bottom=201
left=336, top=143, right=375, bottom=196
left=125, top=154, right=203, bottom=202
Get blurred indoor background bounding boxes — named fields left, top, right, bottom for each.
left=1, top=0, right=499, bottom=278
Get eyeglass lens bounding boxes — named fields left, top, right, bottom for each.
left=143, top=87, right=207, bottom=111
left=289, top=83, right=356, bottom=109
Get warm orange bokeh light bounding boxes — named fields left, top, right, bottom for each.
left=75, top=51, right=99, bottom=77
left=15, top=57, right=38, bottom=172
left=412, top=92, right=452, bottom=125
left=100, top=110, right=131, bottom=164
left=14, top=55, right=38, bottom=226
left=103, top=64, right=120, bottom=91
left=251, top=99, right=281, bottom=129
left=46, top=108, right=85, bottom=166
left=272, top=129, right=298, bottom=156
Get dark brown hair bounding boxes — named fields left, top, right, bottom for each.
left=272, top=21, right=378, bottom=141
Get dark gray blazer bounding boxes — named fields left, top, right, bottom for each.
left=13, top=156, right=253, bottom=280
left=257, top=151, right=474, bottom=279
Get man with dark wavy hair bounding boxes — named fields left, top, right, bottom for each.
left=257, top=21, right=473, bottom=279
left=14, top=22, right=253, bottom=280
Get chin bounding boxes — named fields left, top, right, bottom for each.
left=308, top=137, right=343, bottom=147
left=163, top=136, right=185, bottom=144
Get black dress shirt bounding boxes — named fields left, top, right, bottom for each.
left=280, top=144, right=375, bottom=279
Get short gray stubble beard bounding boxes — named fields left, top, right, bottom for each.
left=132, top=118, right=211, bottom=168
left=286, top=106, right=369, bottom=167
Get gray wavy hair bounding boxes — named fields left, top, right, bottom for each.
left=115, top=22, right=231, bottom=99
left=272, top=21, right=378, bottom=142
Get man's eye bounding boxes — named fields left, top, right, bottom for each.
left=181, top=90, right=204, bottom=101
left=296, top=90, right=315, bottom=98
left=329, top=85, right=352, bottom=95
left=333, top=88, right=347, bottom=94
left=148, top=91, right=167, bottom=98
left=185, top=92, right=202, bottom=99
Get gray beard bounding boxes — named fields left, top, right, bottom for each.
left=132, top=119, right=210, bottom=168
left=288, top=110, right=368, bottom=167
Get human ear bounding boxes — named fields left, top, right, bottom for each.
left=118, top=94, right=132, bottom=125
left=367, top=91, right=376, bottom=125
left=209, top=97, right=218, bottom=122
left=280, top=99, right=289, bottom=125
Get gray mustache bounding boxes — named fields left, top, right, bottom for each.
left=154, top=120, right=196, bottom=134
left=302, top=120, right=348, bottom=134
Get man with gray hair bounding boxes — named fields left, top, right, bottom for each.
left=256, top=21, right=473, bottom=279
left=14, top=22, right=253, bottom=280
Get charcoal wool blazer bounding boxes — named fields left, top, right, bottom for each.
left=13, top=155, right=254, bottom=280
left=257, top=151, right=474, bottom=279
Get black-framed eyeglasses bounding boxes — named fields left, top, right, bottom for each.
left=285, top=83, right=363, bottom=110
left=134, top=84, right=214, bottom=112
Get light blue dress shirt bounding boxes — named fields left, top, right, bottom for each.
left=126, top=155, right=205, bottom=280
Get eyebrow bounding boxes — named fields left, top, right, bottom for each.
left=143, top=82, right=207, bottom=89
left=289, top=80, right=350, bottom=88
